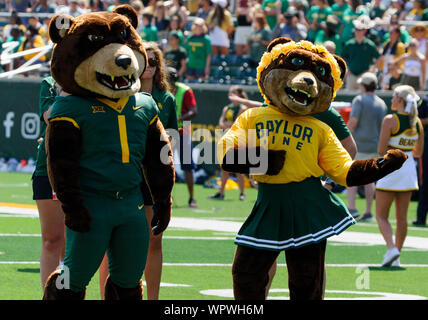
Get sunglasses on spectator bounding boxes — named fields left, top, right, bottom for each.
left=148, top=58, right=157, bottom=67
left=415, top=28, right=426, bottom=32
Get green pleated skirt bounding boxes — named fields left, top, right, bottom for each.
left=235, top=178, right=356, bottom=251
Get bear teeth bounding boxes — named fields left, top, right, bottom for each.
left=291, top=88, right=310, bottom=97
left=285, top=87, right=313, bottom=106
left=96, top=72, right=135, bottom=91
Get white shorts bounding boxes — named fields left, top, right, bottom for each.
left=376, top=152, right=419, bottom=192
left=210, top=26, right=230, bottom=47
left=233, top=26, right=252, bottom=45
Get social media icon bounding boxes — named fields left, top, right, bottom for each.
left=21, top=113, right=40, bottom=139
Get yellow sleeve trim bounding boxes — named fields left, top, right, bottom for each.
left=149, top=114, right=159, bottom=125
left=391, top=113, right=400, bottom=136
left=50, top=117, right=80, bottom=129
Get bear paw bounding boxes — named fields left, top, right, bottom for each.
left=64, top=205, right=92, bottom=233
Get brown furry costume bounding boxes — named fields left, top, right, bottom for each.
left=218, top=38, right=407, bottom=300
left=42, top=5, right=174, bottom=300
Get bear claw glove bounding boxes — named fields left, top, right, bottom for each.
left=346, top=149, right=408, bottom=187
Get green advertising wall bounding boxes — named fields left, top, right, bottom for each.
left=0, top=78, right=398, bottom=163
left=0, top=78, right=43, bottom=160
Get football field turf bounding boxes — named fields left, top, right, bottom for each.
left=0, top=172, right=427, bottom=300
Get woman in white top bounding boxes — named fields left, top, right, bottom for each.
left=376, top=85, right=424, bottom=267
left=206, top=0, right=235, bottom=55
left=393, top=38, right=426, bottom=91
left=410, top=22, right=428, bottom=90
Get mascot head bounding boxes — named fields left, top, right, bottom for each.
left=49, top=5, right=147, bottom=99
left=257, top=37, right=347, bottom=116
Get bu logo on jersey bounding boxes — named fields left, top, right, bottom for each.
left=92, top=106, right=105, bottom=113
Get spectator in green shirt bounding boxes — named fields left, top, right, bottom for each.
left=185, top=18, right=212, bottom=81
left=305, top=0, right=332, bottom=42
left=382, top=14, right=411, bottom=45
left=367, top=0, right=386, bottom=20
left=247, top=12, right=272, bottom=68
left=315, top=14, right=343, bottom=56
left=140, top=10, right=159, bottom=42
left=168, top=15, right=185, bottom=47
left=4, top=26, right=25, bottom=55
left=339, top=0, right=368, bottom=44
left=331, top=0, right=350, bottom=31
left=261, top=0, right=289, bottom=31
left=342, top=15, right=380, bottom=90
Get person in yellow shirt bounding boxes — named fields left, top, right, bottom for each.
left=19, top=26, right=46, bottom=63
left=206, top=0, right=234, bottom=55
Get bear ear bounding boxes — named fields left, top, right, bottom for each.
left=333, top=54, right=347, bottom=80
left=113, top=4, right=139, bottom=29
left=49, top=14, right=75, bottom=43
left=267, top=37, right=293, bottom=52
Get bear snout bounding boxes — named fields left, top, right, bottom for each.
left=115, top=55, right=132, bottom=70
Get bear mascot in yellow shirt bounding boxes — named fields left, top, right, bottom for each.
left=218, top=37, right=407, bottom=300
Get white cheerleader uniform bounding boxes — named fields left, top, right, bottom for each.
left=376, top=112, right=421, bottom=192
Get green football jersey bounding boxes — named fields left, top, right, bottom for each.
left=49, top=93, right=159, bottom=192
left=34, top=76, right=57, bottom=177
left=152, top=87, right=178, bottom=130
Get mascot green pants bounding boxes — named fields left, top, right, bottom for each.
left=64, top=189, right=149, bottom=292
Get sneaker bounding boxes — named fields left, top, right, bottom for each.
left=359, top=212, right=373, bottom=222
left=382, top=247, right=400, bottom=267
left=391, top=257, right=400, bottom=267
left=188, top=197, right=198, bottom=208
left=239, top=193, right=246, bottom=201
left=348, top=208, right=360, bottom=219
left=412, top=220, right=427, bottom=227
left=209, top=192, right=224, bottom=200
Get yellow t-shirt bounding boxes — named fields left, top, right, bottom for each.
left=206, top=10, right=234, bottom=32
left=217, top=105, right=353, bottom=186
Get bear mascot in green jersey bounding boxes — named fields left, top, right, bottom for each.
left=217, top=37, right=407, bottom=300
left=42, top=5, right=175, bottom=300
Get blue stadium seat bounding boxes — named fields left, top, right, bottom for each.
left=211, top=55, right=221, bottom=66
left=228, top=66, right=242, bottom=78
left=225, top=54, right=239, bottom=66
left=210, top=66, right=227, bottom=79
left=237, top=56, right=250, bottom=65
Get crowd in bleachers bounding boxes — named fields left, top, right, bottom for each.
left=1, top=0, right=428, bottom=89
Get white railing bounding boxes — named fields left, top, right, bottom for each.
left=0, top=42, right=52, bottom=78
left=0, top=12, right=55, bottom=18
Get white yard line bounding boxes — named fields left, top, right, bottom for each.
left=1, top=261, right=428, bottom=268
left=1, top=207, right=428, bottom=250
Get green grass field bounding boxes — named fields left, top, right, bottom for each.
left=0, top=172, right=427, bottom=300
